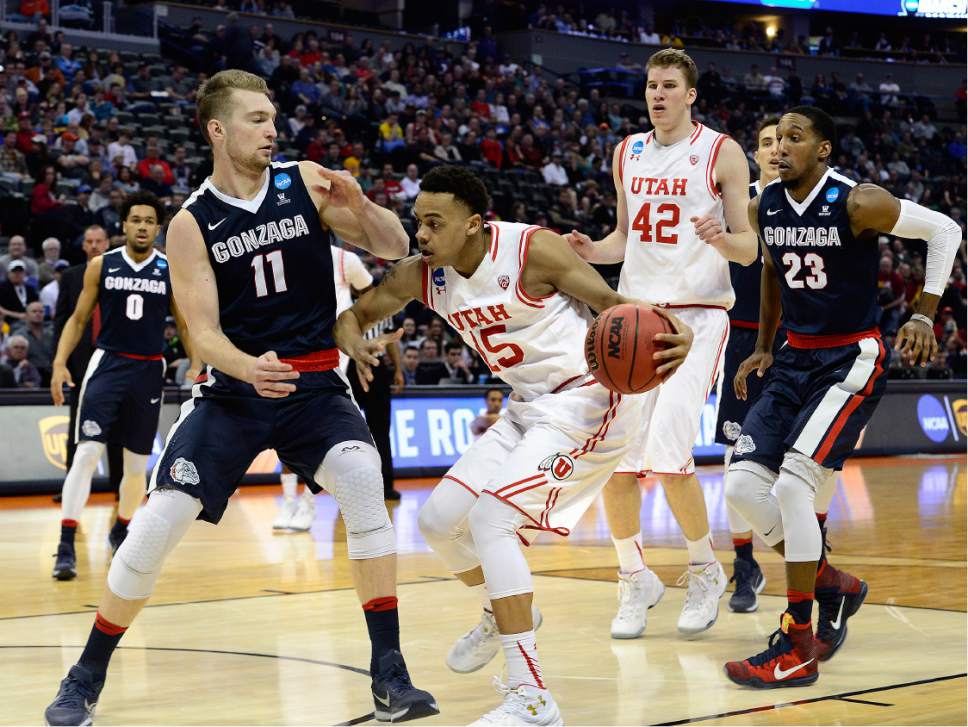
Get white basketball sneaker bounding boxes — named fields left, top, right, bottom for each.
left=676, top=561, right=727, bottom=637
left=469, top=678, right=563, bottom=726
left=446, top=605, right=543, bottom=673
left=272, top=496, right=298, bottom=530
left=610, top=567, right=665, bottom=639
left=288, top=492, right=316, bottom=531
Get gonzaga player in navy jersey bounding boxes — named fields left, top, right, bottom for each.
left=45, top=71, right=437, bottom=727
left=723, top=107, right=961, bottom=689
left=49, top=192, right=196, bottom=582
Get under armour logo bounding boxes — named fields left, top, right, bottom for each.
left=340, top=445, right=361, bottom=453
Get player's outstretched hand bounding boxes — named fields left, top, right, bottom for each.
left=691, top=213, right=727, bottom=252
left=350, top=329, right=404, bottom=393
left=652, top=308, right=693, bottom=380
left=250, top=351, right=299, bottom=399
left=564, top=230, right=594, bottom=260
left=50, top=363, right=73, bottom=406
left=895, top=317, right=937, bottom=367
left=734, top=350, right=773, bottom=401
left=311, top=166, right=365, bottom=213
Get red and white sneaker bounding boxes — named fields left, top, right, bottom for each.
left=724, top=613, right=819, bottom=689
left=814, top=562, right=868, bottom=662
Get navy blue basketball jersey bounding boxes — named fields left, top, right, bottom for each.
left=96, top=247, right=170, bottom=357
left=758, top=169, right=880, bottom=338
left=728, top=181, right=764, bottom=326
left=181, top=161, right=337, bottom=358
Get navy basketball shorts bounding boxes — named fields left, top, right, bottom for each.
left=149, top=367, right=374, bottom=523
left=715, top=327, right=787, bottom=446
left=75, top=349, right=165, bottom=454
left=731, top=333, right=890, bottom=472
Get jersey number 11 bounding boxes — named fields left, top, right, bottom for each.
left=251, top=250, right=288, bottom=297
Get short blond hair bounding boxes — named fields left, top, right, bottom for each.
left=196, top=69, right=270, bottom=144
left=646, top=48, right=698, bottom=89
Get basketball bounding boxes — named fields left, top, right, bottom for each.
left=584, top=303, right=675, bottom=395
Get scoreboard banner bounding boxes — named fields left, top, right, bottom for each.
left=0, top=381, right=963, bottom=493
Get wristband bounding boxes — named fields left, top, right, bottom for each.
left=909, top=313, right=933, bottom=328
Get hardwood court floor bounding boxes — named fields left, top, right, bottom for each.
left=1, top=455, right=964, bottom=725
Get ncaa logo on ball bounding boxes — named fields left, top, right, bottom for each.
left=607, top=316, right=625, bottom=358
left=274, top=173, right=292, bottom=190
left=825, top=187, right=839, bottom=203
left=539, top=453, right=574, bottom=481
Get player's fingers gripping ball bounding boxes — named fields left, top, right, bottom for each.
left=585, top=303, right=675, bottom=395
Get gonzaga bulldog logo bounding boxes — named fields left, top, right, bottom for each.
left=170, top=457, right=200, bottom=486
left=538, top=453, right=574, bottom=481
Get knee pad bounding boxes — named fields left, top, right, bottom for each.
left=108, top=489, right=200, bottom=600
left=725, top=461, right=784, bottom=547
left=781, top=450, right=832, bottom=494
left=73, top=440, right=105, bottom=476
left=318, top=441, right=395, bottom=560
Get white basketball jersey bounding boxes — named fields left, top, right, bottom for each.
left=617, top=122, right=735, bottom=309
left=331, top=246, right=373, bottom=315
left=422, top=221, right=594, bottom=400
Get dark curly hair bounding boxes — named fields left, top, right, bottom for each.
left=419, top=165, right=489, bottom=218
left=121, top=191, right=166, bottom=224
left=785, top=106, right=837, bottom=157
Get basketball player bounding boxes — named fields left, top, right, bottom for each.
left=49, top=192, right=197, bottom=581
left=272, top=244, right=373, bottom=532
left=44, top=70, right=437, bottom=726
left=724, top=106, right=961, bottom=687
left=337, top=165, right=693, bottom=725
left=567, top=48, right=758, bottom=638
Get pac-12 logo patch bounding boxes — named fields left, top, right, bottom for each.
left=170, top=457, right=200, bottom=486
left=538, top=453, right=574, bottom=481
left=689, top=154, right=700, bottom=166
left=497, top=274, right=510, bottom=290
left=274, top=173, right=292, bottom=190
left=825, top=187, right=839, bottom=203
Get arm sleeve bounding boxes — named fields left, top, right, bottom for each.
left=890, top=199, right=962, bottom=296
left=344, top=251, right=374, bottom=291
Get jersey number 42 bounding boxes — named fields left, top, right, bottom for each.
left=632, top=202, right=679, bottom=245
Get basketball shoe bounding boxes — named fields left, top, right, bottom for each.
left=611, top=567, right=665, bottom=639
left=288, top=492, right=316, bottom=531
left=724, top=612, right=818, bottom=689
left=728, top=558, right=766, bottom=613
left=814, top=562, right=868, bottom=661
left=272, top=496, right=299, bottom=530
left=371, top=650, right=439, bottom=722
left=676, top=561, right=727, bottom=636
left=447, top=605, right=543, bottom=673
left=44, top=663, right=103, bottom=725
left=52, top=542, right=77, bottom=581
left=470, top=678, right=562, bottom=726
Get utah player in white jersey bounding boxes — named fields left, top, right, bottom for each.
left=272, top=244, right=373, bottom=531
left=337, top=165, right=693, bottom=725
left=567, top=48, right=758, bottom=638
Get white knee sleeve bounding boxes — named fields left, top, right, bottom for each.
left=61, top=440, right=105, bottom=521
left=417, top=480, right=480, bottom=574
left=723, top=446, right=753, bottom=534
left=725, top=461, right=784, bottom=547
left=318, top=441, right=395, bottom=560
left=108, top=489, right=201, bottom=600
left=815, top=471, right=837, bottom=515
left=468, top=495, right=531, bottom=600
left=775, top=452, right=828, bottom=562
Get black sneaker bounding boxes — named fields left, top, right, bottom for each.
left=384, top=489, right=402, bottom=501
left=728, top=558, right=765, bottom=613
left=107, top=521, right=128, bottom=555
left=44, top=664, right=103, bottom=725
left=371, top=650, right=439, bottom=723
left=52, top=542, right=77, bottom=581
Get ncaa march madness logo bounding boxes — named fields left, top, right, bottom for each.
left=39, top=415, right=70, bottom=471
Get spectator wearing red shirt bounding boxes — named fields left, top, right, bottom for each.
left=471, top=89, right=491, bottom=118
left=480, top=128, right=503, bottom=169
left=31, top=164, right=62, bottom=216
left=877, top=254, right=905, bottom=335
left=305, top=129, right=328, bottom=164
left=136, top=142, right=174, bottom=185
left=381, top=164, right=402, bottom=199
left=15, top=113, right=35, bottom=155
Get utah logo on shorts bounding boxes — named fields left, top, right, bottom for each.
left=170, top=457, right=200, bottom=486
left=81, top=420, right=101, bottom=437
left=735, top=434, right=756, bottom=455
left=722, top=420, right=742, bottom=442
left=538, top=452, right=574, bottom=481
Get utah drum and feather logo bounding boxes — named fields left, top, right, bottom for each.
left=538, top=453, right=575, bottom=481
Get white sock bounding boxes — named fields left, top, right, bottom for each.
left=280, top=472, right=298, bottom=499
left=500, top=630, right=544, bottom=690
left=474, top=583, right=492, bottom=613
left=612, top=533, right=646, bottom=574
left=685, top=533, right=715, bottom=565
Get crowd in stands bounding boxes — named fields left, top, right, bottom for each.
left=0, top=11, right=963, bottom=389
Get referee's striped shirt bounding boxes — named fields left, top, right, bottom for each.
left=364, top=316, right=396, bottom=356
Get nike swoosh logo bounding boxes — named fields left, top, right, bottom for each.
left=108, top=267, right=121, bottom=272
left=830, top=596, right=846, bottom=630
left=375, top=691, right=391, bottom=707
left=763, top=524, right=776, bottom=537
left=766, top=208, right=782, bottom=216
left=773, top=658, right=814, bottom=680
left=208, top=219, right=226, bottom=230
left=84, top=699, right=96, bottom=712
left=150, top=397, right=160, bottom=404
